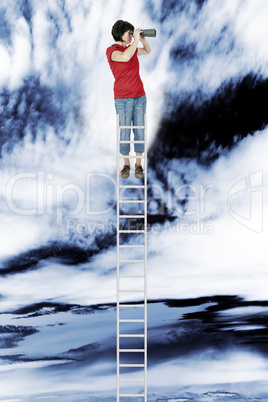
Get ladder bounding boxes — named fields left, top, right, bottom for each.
left=116, top=114, right=148, bottom=401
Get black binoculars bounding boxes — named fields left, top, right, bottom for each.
left=129, top=29, right=157, bottom=37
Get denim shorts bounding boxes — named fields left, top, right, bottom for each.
left=115, top=95, right=147, bottom=155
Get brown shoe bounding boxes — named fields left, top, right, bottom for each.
left=135, top=164, right=144, bottom=179
left=120, top=164, right=130, bottom=179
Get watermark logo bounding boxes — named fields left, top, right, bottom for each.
left=4, top=170, right=213, bottom=224
left=66, top=217, right=214, bottom=236
left=227, top=170, right=263, bottom=233
left=6, top=169, right=263, bottom=235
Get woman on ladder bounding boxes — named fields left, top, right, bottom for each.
left=106, top=20, right=151, bottom=179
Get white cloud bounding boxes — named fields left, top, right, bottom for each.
left=0, top=45, right=11, bottom=87
left=32, top=8, right=52, bottom=79
left=234, top=0, right=268, bottom=73
left=10, top=17, right=32, bottom=89
left=148, top=351, right=268, bottom=387
left=147, top=127, right=268, bottom=301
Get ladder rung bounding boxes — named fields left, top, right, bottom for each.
left=119, top=215, right=145, bottom=218
left=120, top=140, right=145, bottom=144
left=120, top=260, right=144, bottom=263
left=120, top=275, right=144, bottom=278
left=119, top=245, right=144, bottom=248
left=119, top=334, right=144, bottom=337
left=119, top=364, right=145, bottom=367
left=120, top=378, right=144, bottom=382
left=119, top=200, right=144, bottom=203
left=119, top=185, right=145, bottom=188
left=120, top=156, right=144, bottom=159
left=119, top=349, right=145, bottom=352
left=119, top=289, right=144, bottom=292
left=119, top=394, right=145, bottom=397
left=119, top=126, right=145, bottom=129
left=119, top=231, right=145, bottom=234
left=119, top=319, right=145, bottom=323
left=119, top=304, right=145, bottom=307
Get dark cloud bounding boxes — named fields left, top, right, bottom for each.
left=0, top=242, right=94, bottom=275
left=2, top=296, right=268, bottom=369
left=170, top=43, right=197, bottom=63
left=11, top=301, right=114, bottom=317
left=0, top=9, right=12, bottom=44
left=20, top=0, right=32, bottom=26
left=0, top=325, right=38, bottom=348
left=149, top=74, right=268, bottom=168
left=62, top=341, right=116, bottom=367
left=194, top=0, right=208, bottom=8
left=0, top=76, right=72, bottom=154
left=160, top=0, right=192, bottom=23
left=148, top=296, right=268, bottom=366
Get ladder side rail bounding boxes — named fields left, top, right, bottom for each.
left=116, top=113, right=120, bottom=402
left=144, top=114, right=148, bottom=402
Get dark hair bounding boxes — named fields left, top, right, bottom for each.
left=111, top=20, right=134, bottom=41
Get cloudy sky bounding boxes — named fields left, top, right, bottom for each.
left=0, top=0, right=268, bottom=400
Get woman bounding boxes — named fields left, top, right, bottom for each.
left=106, top=20, right=151, bottom=179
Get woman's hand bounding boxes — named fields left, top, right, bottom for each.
left=133, top=28, right=143, bottom=42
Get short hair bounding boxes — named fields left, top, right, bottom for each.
left=111, top=20, right=134, bottom=41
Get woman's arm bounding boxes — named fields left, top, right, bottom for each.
left=111, top=29, right=142, bottom=62
left=137, top=36, right=151, bottom=56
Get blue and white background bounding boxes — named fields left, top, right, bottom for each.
left=1, top=0, right=268, bottom=400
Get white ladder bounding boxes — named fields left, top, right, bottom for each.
left=116, top=114, right=147, bottom=401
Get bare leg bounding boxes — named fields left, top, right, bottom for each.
left=124, top=154, right=130, bottom=166
left=135, top=153, right=143, bottom=178
left=136, top=153, right=142, bottom=165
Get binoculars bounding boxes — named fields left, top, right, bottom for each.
left=129, top=29, right=157, bottom=37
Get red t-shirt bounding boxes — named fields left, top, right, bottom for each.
left=106, top=44, right=145, bottom=99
